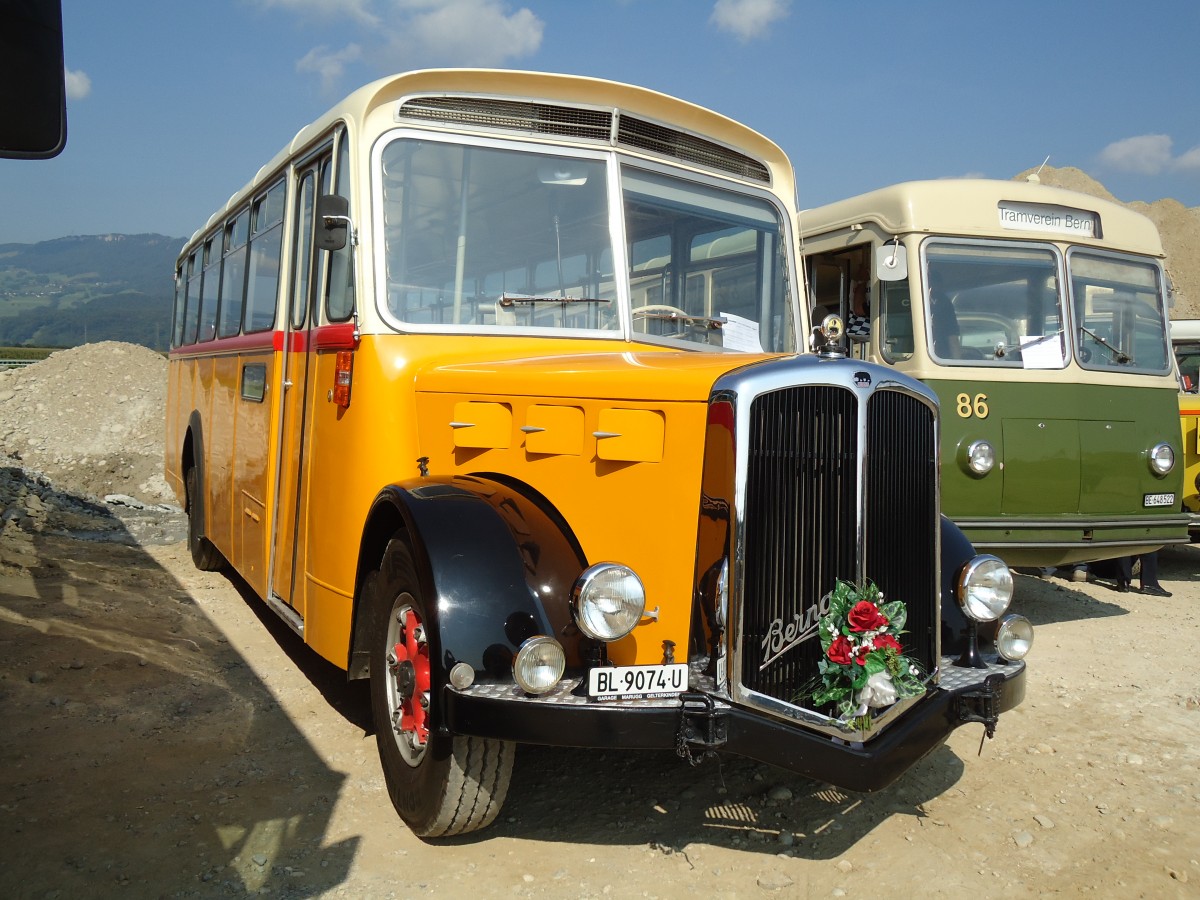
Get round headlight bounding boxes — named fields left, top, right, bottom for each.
left=965, top=439, right=996, bottom=476
left=572, top=563, right=646, bottom=641
left=994, top=614, right=1034, bottom=661
left=1149, top=442, right=1175, bottom=476
left=513, top=636, right=565, bottom=695
left=957, top=554, right=1013, bottom=622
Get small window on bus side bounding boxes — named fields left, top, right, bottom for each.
left=245, top=179, right=285, bottom=333
left=197, top=236, right=222, bottom=342
left=217, top=211, right=249, bottom=338
left=171, top=263, right=186, bottom=347
left=290, top=170, right=316, bottom=330
left=182, top=251, right=203, bottom=345
left=325, top=136, right=354, bottom=323
left=879, top=281, right=914, bottom=362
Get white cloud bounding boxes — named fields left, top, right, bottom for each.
left=381, top=0, right=544, bottom=67
left=1098, top=134, right=1174, bottom=175
left=64, top=68, right=91, bottom=101
left=1175, top=144, right=1200, bottom=172
left=296, top=43, right=363, bottom=90
left=710, top=0, right=789, bottom=42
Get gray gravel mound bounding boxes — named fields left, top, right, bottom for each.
left=0, top=341, right=184, bottom=544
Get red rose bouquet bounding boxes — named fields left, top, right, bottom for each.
left=805, top=580, right=926, bottom=732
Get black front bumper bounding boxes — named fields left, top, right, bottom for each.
left=443, top=657, right=1025, bottom=792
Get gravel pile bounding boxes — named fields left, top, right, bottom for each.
left=0, top=341, right=185, bottom=544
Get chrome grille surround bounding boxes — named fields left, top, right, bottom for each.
left=700, top=356, right=941, bottom=742
left=395, top=95, right=772, bottom=184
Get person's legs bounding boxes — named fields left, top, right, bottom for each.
left=1138, top=552, right=1171, bottom=597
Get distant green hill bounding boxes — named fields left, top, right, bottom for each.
left=0, top=233, right=183, bottom=350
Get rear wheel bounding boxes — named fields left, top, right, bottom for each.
left=368, top=537, right=514, bottom=837
left=185, top=465, right=224, bottom=571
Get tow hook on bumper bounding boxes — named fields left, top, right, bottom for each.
left=956, top=673, right=1004, bottom=748
left=676, top=691, right=728, bottom=765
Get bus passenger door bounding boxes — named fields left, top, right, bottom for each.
left=271, top=154, right=328, bottom=613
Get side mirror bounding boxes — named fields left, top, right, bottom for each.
left=0, top=0, right=66, bottom=159
left=316, top=193, right=352, bottom=252
left=876, top=240, right=907, bottom=282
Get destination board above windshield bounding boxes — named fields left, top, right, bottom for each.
left=997, top=201, right=1100, bottom=238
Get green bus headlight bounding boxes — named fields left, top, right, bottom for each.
left=1148, top=442, right=1175, bottom=476
left=965, top=439, right=996, bottom=476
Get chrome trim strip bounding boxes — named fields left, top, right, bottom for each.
left=266, top=591, right=305, bottom=636
left=955, top=515, right=1190, bottom=529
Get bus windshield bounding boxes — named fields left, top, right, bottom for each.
left=924, top=241, right=1065, bottom=367
left=1068, top=250, right=1170, bottom=374
left=376, top=137, right=792, bottom=351
left=921, top=241, right=1170, bottom=373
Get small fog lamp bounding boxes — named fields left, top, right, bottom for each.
left=965, top=439, right=996, bottom=476
left=995, top=614, right=1034, bottom=661
left=513, top=636, right=565, bottom=695
left=957, top=554, right=1013, bottom=622
left=1148, top=442, right=1175, bottom=476
left=572, top=563, right=646, bottom=641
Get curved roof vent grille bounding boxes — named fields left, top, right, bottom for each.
left=397, top=96, right=771, bottom=184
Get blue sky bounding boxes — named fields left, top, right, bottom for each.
left=2, top=0, right=1198, bottom=245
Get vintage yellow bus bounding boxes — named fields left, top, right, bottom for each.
left=1169, top=318, right=1200, bottom=537
left=798, top=179, right=1188, bottom=568
left=166, top=70, right=1029, bottom=837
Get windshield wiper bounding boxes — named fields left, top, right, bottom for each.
left=1079, top=325, right=1132, bottom=364
left=498, top=292, right=608, bottom=306
left=632, top=309, right=726, bottom=330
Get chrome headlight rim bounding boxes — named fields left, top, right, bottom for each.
left=512, top=635, right=565, bottom=695
left=994, top=613, right=1034, bottom=661
left=964, top=439, right=996, bottom=476
left=571, top=562, right=646, bottom=642
left=1148, top=441, right=1175, bottom=476
left=956, top=554, right=1013, bottom=622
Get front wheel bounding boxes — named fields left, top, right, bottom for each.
left=368, top=537, right=514, bottom=837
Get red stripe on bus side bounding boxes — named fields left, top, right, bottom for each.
left=169, top=323, right=359, bottom=358
left=169, top=331, right=278, bottom=358
left=312, top=322, right=359, bottom=351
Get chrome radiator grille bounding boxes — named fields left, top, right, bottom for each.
left=738, top=385, right=937, bottom=708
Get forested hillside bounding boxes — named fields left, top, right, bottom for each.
left=0, top=233, right=181, bottom=350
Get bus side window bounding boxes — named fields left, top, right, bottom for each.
left=171, top=264, right=185, bottom=347
left=879, top=281, right=914, bottom=363
left=325, top=135, right=355, bottom=323
left=182, top=251, right=203, bottom=345
left=197, top=235, right=221, bottom=342
left=245, top=180, right=286, bottom=334
left=218, top=212, right=250, bottom=338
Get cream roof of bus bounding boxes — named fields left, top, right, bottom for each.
left=191, top=68, right=796, bottom=247
left=797, top=179, right=1164, bottom=258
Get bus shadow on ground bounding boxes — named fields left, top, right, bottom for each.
left=1010, top=571, right=1131, bottom=626
left=483, top=732, right=966, bottom=860
left=0, top=483, right=359, bottom=897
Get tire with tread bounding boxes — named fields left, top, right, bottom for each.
left=368, top=536, right=514, bottom=837
left=185, top=465, right=224, bottom=572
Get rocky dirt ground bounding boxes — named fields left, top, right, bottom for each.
left=1, top=344, right=1199, bottom=899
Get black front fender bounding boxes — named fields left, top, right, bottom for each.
left=357, top=475, right=589, bottom=684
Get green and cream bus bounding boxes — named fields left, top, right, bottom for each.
left=798, top=179, right=1188, bottom=567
